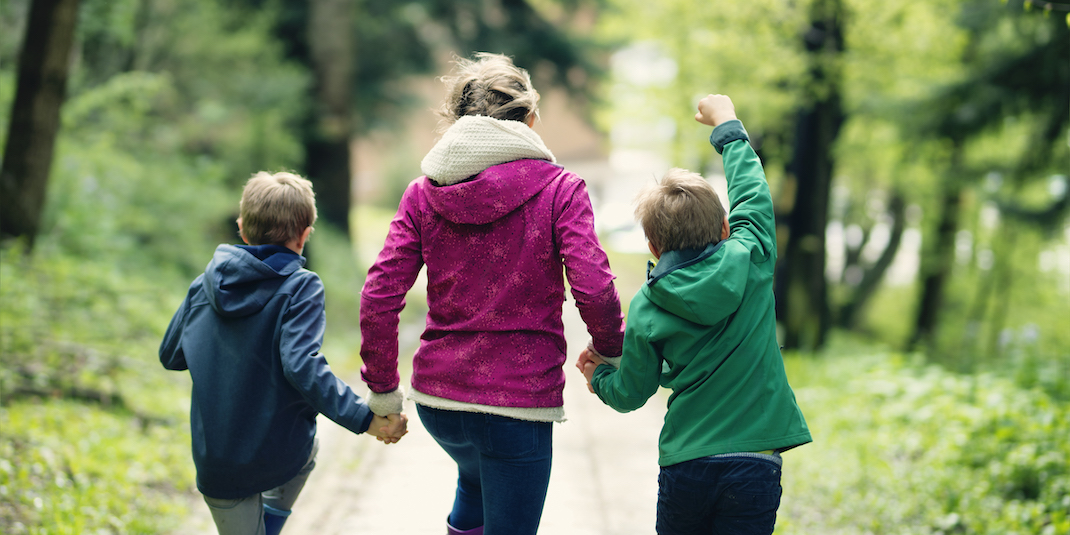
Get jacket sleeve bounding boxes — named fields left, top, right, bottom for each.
left=159, top=281, right=198, bottom=371
left=360, top=182, right=425, bottom=394
left=555, top=176, right=625, bottom=358
left=711, top=120, right=777, bottom=263
left=280, top=272, right=373, bottom=435
left=590, top=304, right=661, bottom=412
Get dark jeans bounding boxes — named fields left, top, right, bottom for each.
left=417, top=405, right=553, bottom=535
left=656, top=453, right=783, bottom=535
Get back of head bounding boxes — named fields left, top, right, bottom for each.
left=634, top=168, right=726, bottom=253
left=239, top=171, right=317, bottom=246
left=436, top=52, right=540, bottom=130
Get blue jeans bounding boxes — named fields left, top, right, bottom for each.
left=417, top=405, right=553, bottom=535
left=656, top=453, right=783, bottom=535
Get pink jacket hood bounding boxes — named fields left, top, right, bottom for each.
left=421, top=115, right=559, bottom=225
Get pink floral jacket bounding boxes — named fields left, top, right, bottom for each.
left=359, top=157, right=624, bottom=410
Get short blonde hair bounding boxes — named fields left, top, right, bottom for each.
left=239, top=171, right=317, bottom=246
left=634, top=168, right=726, bottom=253
left=436, top=52, right=540, bottom=130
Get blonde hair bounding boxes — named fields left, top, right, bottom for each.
left=239, top=171, right=317, bottom=246
left=436, top=52, right=540, bottom=130
left=634, top=168, right=726, bottom=253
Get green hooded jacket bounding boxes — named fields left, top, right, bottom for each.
left=592, top=119, right=811, bottom=466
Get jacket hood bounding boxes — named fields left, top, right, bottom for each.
left=419, top=115, right=564, bottom=225
left=643, top=241, right=748, bottom=326
left=203, top=244, right=306, bottom=317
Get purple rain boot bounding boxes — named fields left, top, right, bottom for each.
left=447, top=520, right=484, bottom=535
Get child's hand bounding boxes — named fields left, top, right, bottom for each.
left=574, top=347, right=595, bottom=372
left=368, top=413, right=408, bottom=444
left=575, top=348, right=606, bottom=393
left=695, top=94, right=737, bottom=127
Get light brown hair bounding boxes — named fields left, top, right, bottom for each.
left=634, top=168, right=726, bottom=253
left=436, top=52, right=540, bottom=130
left=239, top=171, right=317, bottom=246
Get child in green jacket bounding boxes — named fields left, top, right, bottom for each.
left=578, top=94, right=811, bottom=535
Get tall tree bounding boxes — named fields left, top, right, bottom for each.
left=909, top=0, right=1069, bottom=353
left=774, top=0, right=846, bottom=350
left=0, top=0, right=81, bottom=248
left=306, top=0, right=355, bottom=235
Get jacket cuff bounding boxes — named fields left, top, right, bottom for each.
left=359, top=411, right=374, bottom=433
left=368, top=387, right=405, bottom=416
left=600, top=356, right=622, bottom=369
left=709, top=119, right=749, bottom=154
left=587, top=340, right=622, bottom=369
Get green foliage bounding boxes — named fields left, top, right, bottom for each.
left=0, top=245, right=195, bottom=534
left=596, top=0, right=805, bottom=173
left=0, top=0, right=320, bottom=531
left=0, top=246, right=179, bottom=405
left=780, top=345, right=1070, bottom=535
left=70, top=0, right=309, bottom=185
left=0, top=400, right=192, bottom=535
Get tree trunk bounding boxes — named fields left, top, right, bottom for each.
left=774, top=0, right=845, bottom=350
left=837, top=191, right=907, bottom=329
left=0, top=0, right=81, bottom=248
left=305, top=0, right=354, bottom=237
left=909, top=145, right=964, bottom=351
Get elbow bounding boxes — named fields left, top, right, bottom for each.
left=617, top=396, right=649, bottom=412
left=596, top=390, right=648, bottom=413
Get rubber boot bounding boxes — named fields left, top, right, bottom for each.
left=447, top=520, right=484, bottom=535
left=263, top=504, right=291, bottom=535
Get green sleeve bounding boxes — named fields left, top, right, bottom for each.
left=711, top=120, right=777, bottom=263
left=591, top=312, right=662, bottom=413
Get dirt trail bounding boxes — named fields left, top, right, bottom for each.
left=171, top=305, right=665, bottom=535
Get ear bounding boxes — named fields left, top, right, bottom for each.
left=237, top=218, right=250, bottom=245
left=648, top=241, right=662, bottom=260
left=296, top=226, right=313, bottom=250
left=721, top=215, right=730, bottom=241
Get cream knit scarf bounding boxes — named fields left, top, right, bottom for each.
left=420, top=115, right=557, bottom=185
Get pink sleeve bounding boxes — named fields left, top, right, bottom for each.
left=555, top=176, right=626, bottom=357
left=360, top=182, right=425, bottom=393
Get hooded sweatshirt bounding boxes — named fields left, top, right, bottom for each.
left=359, top=115, right=625, bottom=422
left=591, top=120, right=811, bottom=466
left=160, top=244, right=372, bottom=499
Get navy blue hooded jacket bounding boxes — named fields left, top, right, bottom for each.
left=160, top=244, right=373, bottom=499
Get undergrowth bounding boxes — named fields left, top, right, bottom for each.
left=779, top=339, right=1070, bottom=535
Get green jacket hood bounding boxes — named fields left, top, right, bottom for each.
left=643, top=241, right=748, bottom=326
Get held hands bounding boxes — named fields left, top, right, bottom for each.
left=574, top=347, right=606, bottom=394
left=695, top=94, right=737, bottom=127
left=368, top=413, right=409, bottom=445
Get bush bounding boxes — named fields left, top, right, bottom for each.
left=779, top=345, right=1069, bottom=535
left=0, top=400, right=192, bottom=535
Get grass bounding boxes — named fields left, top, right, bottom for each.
left=0, top=400, right=192, bottom=535
left=777, top=336, right=1069, bottom=535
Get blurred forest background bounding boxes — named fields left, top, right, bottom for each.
left=0, top=0, right=1067, bottom=533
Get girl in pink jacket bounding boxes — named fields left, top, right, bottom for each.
left=359, top=52, right=625, bottom=535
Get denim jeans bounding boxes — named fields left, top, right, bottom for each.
left=202, top=439, right=319, bottom=535
left=656, top=452, right=783, bottom=535
left=417, top=405, right=553, bottom=535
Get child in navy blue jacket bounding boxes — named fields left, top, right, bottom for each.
left=160, top=171, right=407, bottom=535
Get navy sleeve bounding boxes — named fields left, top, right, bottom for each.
left=159, top=279, right=199, bottom=371
left=280, top=272, right=374, bottom=434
